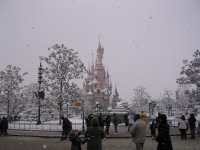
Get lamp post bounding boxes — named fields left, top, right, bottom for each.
left=66, top=102, right=69, bottom=118
left=36, top=62, right=44, bottom=125
left=157, top=104, right=160, bottom=113
left=96, top=101, right=99, bottom=115
left=82, top=99, right=85, bottom=132
left=149, top=101, right=152, bottom=117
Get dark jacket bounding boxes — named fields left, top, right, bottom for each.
left=62, top=118, right=72, bottom=132
left=156, top=122, right=173, bottom=150
left=105, top=116, right=111, bottom=126
left=70, top=132, right=87, bottom=150
left=98, top=115, right=104, bottom=128
left=150, top=122, right=156, bottom=135
left=188, top=115, right=196, bottom=129
left=85, top=115, right=94, bottom=128
left=85, top=118, right=105, bottom=150
left=2, top=118, right=8, bottom=130
left=112, top=115, right=119, bottom=126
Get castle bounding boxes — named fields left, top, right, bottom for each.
left=83, top=39, right=126, bottom=112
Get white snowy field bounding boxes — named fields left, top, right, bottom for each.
left=9, top=118, right=84, bottom=131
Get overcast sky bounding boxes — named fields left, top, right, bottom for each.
left=0, top=0, right=200, bottom=101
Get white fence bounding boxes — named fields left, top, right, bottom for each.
left=8, top=122, right=83, bottom=131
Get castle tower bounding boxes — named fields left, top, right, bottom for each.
left=83, top=39, right=112, bottom=111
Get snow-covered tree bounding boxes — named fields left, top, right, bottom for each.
left=19, top=83, right=62, bottom=122
left=40, top=44, right=86, bottom=124
left=131, top=86, right=151, bottom=113
left=20, top=83, right=38, bottom=111
left=0, top=65, right=27, bottom=116
left=175, top=85, right=195, bottom=115
left=177, top=49, right=200, bottom=105
left=160, top=89, right=174, bottom=116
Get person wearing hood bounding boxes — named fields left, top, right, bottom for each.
left=84, top=117, right=105, bottom=150
left=156, top=114, right=173, bottom=150
left=130, top=114, right=147, bottom=150
left=69, top=130, right=87, bottom=150
left=188, top=113, right=196, bottom=139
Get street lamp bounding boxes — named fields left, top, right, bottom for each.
left=96, top=101, right=99, bottom=115
left=82, top=99, right=85, bottom=132
left=157, top=104, right=160, bottom=113
left=149, top=101, right=152, bottom=117
left=36, top=62, right=44, bottom=125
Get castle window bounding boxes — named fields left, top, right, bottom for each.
left=97, top=89, right=101, bottom=94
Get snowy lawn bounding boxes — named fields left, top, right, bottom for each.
left=9, top=118, right=84, bottom=131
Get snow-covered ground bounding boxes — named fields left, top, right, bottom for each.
left=8, top=116, right=200, bottom=131
left=9, top=118, right=84, bottom=131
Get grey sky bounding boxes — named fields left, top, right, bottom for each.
left=0, top=0, right=200, bottom=101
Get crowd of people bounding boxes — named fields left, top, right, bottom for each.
left=59, top=111, right=200, bottom=150
left=1, top=111, right=199, bottom=150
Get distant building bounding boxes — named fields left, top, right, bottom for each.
left=83, top=39, right=127, bottom=113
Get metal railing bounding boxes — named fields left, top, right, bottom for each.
left=8, top=122, right=83, bottom=131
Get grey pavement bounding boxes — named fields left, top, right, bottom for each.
left=1, top=124, right=200, bottom=150
left=1, top=135, right=200, bottom=150
left=8, top=124, right=182, bottom=138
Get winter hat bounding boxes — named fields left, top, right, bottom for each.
left=159, top=114, right=167, bottom=121
left=91, top=117, right=99, bottom=126
left=139, top=113, right=147, bottom=122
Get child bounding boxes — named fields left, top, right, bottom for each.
left=150, top=120, right=156, bottom=140
left=69, top=130, right=87, bottom=150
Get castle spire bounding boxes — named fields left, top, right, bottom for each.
left=91, top=53, right=94, bottom=67
left=113, top=84, right=119, bottom=97
left=107, top=69, right=109, bottom=77
left=88, top=62, right=90, bottom=73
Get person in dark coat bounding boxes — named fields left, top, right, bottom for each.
left=85, top=114, right=94, bottom=128
left=156, top=114, right=173, bottom=150
left=98, top=113, right=104, bottom=128
left=156, top=112, right=161, bottom=128
left=188, top=113, right=196, bottom=139
left=61, top=116, right=72, bottom=141
left=69, top=130, right=87, bottom=150
left=150, top=120, right=156, bottom=140
left=104, top=115, right=111, bottom=134
left=0, top=117, right=3, bottom=136
left=124, top=113, right=128, bottom=126
left=112, top=113, right=119, bottom=134
left=1, top=117, right=8, bottom=136
left=84, top=117, right=105, bottom=150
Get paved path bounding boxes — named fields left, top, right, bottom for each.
left=1, top=135, right=200, bottom=150
left=1, top=124, right=200, bottom=150
left=8, top=124, right=182, bottom=138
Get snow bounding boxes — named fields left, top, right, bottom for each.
left=9, top=118, right=84, bottom=131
